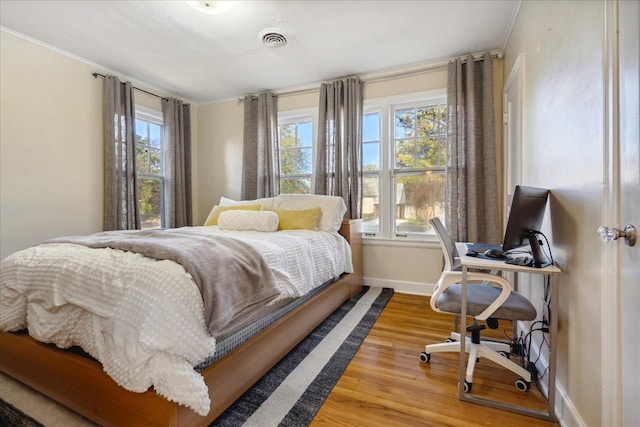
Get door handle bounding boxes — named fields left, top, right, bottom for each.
left=597, top=224, right=637, bottom=247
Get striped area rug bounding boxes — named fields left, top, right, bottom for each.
left=211, top=286, right=393, bottom=427
left=0, top=399, right=43, bottom=427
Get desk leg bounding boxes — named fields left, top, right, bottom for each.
left=547, top=272, right=559, bottom=420
left=459, top=266, right=468, bottom=399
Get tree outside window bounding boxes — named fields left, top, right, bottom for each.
left=394, top=103, right=446, bottom=234
left=135, top=110, right=164, bottom=229
left=279, top=118, right=313, bottom=194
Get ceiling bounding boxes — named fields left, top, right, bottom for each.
left=0, top=1, right=520, bottom=104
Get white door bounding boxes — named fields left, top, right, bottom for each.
left=618, top=1, right=639, bottom=424
left=601, top=1, right=639, bottom=425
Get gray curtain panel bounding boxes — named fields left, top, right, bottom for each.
left=163, top=98, right=193, bottom=228
left=103, top=75, right=140, bottom=231
left=241, top=92, right=280, bottom=200
left=445, top=52, right=500, bottom=243
left=315, top=77, right=363, bottom=219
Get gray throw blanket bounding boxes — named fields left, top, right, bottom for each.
left=48, top=229, right=281, bottom=336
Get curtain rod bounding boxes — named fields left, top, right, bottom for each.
left=92, top=72, right=169, bottom=102
left=238, top=50, right=502, bottom=102
left=363, top=50, right=502, bottom=85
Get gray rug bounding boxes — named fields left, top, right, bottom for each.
left=0, top=399, right=44, bottom=427
left=211, top=286, right=393, bottom=426
left=0, top=287, right=392, bottom=427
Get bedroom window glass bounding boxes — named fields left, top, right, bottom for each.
left=278, top=112, right=315, bottom=194
left=135, top=107, right=165, bottom=229
left=362, top=111, right=381, bottom=234
left=363, top=91, right=446, bottom=240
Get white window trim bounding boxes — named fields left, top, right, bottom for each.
left=363, top=89, right=447, bottom=244
left=136, top=105, right=163, bottom=124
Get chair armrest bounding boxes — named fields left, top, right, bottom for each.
left=431, top=271, right=513, bottom=321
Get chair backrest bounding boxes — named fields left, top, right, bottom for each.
left=429, top=217, right=460, bottom=272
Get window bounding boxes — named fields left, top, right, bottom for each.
left=362, top=111, right=381, bottom=233
left=362, top=91, right=447, bottom=240
left=278, top=111, right=316, bottom=194
left=135, top=107, right=164, bottom=229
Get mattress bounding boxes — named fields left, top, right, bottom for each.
left=196, top=277, right=336, bottom=370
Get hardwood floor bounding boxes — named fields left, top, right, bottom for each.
left=311, top=292, right=560, bottom=427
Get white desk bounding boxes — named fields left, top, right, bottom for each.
left=455, top=242, right=561, bottom=422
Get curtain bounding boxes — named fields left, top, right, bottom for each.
left=103, top=75, right=139, bottom=231
left=241, top=92, right=280, bottom=199
left=315, top=76, right=363, bottom=219
left=163, top=98, right=192, bottom=228
left=445, top=52, right=499, bottom=243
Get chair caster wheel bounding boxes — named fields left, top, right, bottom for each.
left=458, top=380, right=472, bottom=392
left=419, top=352, right=431, bottom=363
left=515, top=378, right=530, bottom=391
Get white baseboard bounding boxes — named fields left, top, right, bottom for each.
left=362, top=276, right=434, bottom=296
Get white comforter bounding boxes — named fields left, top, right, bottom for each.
left=0, top=227, right=352, bottom=415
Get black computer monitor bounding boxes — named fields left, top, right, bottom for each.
left=502, top=185, right=550, bottom=267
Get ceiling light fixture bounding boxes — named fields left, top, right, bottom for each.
left=186, top=1, right=235, bottom=15
left=259, top=28, right=288, bottom=48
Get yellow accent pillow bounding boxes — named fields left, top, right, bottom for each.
left=203, top=204, right=261, bottom=226
left=269, top=207, right=322, bottom=231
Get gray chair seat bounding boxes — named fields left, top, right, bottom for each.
left=437, top=284, right=537, bottom=321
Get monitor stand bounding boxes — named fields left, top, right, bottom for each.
left=524, top=231, right=551, bottom=268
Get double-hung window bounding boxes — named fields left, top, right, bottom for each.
left=362, top=91, right=447, bottom=240
left=278, top=110, right=316, bottom=194
left=135, top=107, right=165, bottom=229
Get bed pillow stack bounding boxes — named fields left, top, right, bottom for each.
left=208, top=194, right=347, bottom=233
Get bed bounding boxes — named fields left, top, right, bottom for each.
left=0, top=194, right=363, bottom=426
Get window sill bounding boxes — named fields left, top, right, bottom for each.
left=362, top=235, right=441, bottom=249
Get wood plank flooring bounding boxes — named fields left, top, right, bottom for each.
left=311, top=292, right=560, bottom=427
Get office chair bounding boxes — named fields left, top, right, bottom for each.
left=429, top=217, right=499, bottom=334
left=421, top=218, right=537, bottom=392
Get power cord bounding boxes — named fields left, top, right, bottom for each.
left=521, top=321, right=551, bottom=394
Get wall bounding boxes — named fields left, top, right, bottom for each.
left=0, top=30, right=197, bottom=260
left=1, top=31, right=103, bottom=259
left=504, top=2, right=605, bottom=426
left=196, top=63, right=503, bottom=295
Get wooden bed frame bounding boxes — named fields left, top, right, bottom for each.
left=0, top=219, right=362, bottom=427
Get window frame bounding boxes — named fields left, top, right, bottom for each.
left=362, top=89, right=447, bottom=244
left=277, top=108, right=318, bottom=195
left=135, top=106, right=165, bottom=229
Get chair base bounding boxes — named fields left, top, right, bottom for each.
left=422, top=336, right=532, bottom=391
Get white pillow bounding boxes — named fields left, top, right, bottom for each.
left=217, top=210, right=279, bottom=232
left=274, top=194, right=346, bottom=232
left=219, top=196, right=275, bottom=209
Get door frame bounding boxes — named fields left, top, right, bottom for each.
left=600, top=0, right=622, bottom=425
left=503, top=53, right=524, bottom=218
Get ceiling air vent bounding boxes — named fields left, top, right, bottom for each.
left=259, top=29, right=288, bottom=48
